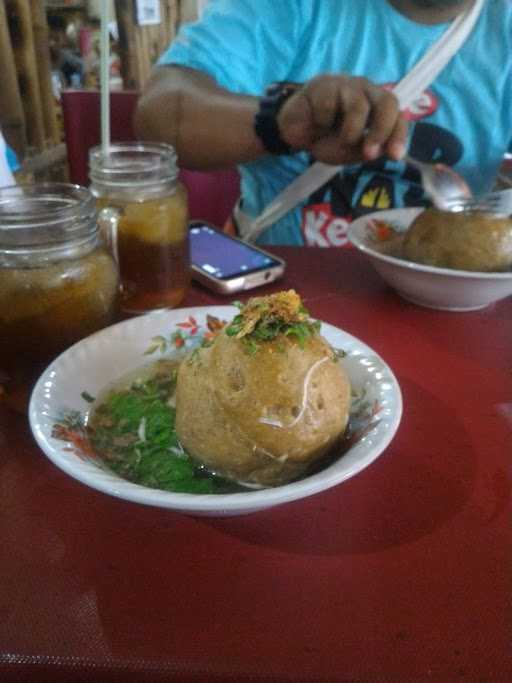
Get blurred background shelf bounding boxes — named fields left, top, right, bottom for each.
left=0, top=0, right=195, bottom=182
left=45, top=1, right=87, bottom=8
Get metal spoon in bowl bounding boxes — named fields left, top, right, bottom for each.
left=441, top=187, right=512, bottom=217
left=403, top=154, right=473, bottom=210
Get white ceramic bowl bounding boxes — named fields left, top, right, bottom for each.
left=29, top=306, right=402, bottom=516
left=348, top=208, right=512, bottom=311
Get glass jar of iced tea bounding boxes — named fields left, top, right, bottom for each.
left=0, top=183, right=120, bottom=412
left=89, top=142, right=190, bottom=313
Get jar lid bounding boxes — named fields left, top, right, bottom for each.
left=89, top=142, right=178, bottom=189
left=0, top=183, right=97, bottom=248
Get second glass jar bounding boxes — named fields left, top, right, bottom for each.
left=89, top=142, right=190, bottom=313
left=0, top=182, right=119, bottom=412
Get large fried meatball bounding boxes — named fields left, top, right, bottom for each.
left=403, top=208, right=512, bottom=272
left=175, top=331, right=351, bottom=488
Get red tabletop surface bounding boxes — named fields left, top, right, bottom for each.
left=1, top=247, right=511, bottom=683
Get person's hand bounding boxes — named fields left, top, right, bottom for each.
left=277, top=75, right=408, bottom=165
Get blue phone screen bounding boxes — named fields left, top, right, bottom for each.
left=189, top=225, right=281, bottom=280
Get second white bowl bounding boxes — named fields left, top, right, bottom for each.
left=348, top=208, right=512, bottom=311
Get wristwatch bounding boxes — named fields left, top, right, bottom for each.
left=254, top=82, right=299, bottom=155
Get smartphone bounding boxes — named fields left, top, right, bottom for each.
left=189, top=221, right=286, bottom=294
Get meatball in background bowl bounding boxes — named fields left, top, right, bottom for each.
left=403, top=207, right=512, bottom=272
left=348, top=208, right=512, bottom=311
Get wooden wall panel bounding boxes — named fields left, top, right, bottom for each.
left=29, top=0, right=60, bottom=147
left=7, top=0, right=46, bottom=151
left=0, top=0, right=26, bottom=155
left=115, top=0, right=179, bottom=91
left=1, top=0, right=65, bottom=176
left=0, top=0, right=181, bottom=169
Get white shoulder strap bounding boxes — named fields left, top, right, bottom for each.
left=243, top=0, right=484, bottom=243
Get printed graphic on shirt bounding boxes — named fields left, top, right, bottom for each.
left=383, top=83, right=439, bottom=122
left=301, top=88, right=464, bottom=247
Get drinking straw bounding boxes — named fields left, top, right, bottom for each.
left=100, top=1, right=110, bottom=156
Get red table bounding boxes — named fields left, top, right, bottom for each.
left=1, top=247, right=511, bottom=682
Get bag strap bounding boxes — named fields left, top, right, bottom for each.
left=243, top=0, right=484, bottom=243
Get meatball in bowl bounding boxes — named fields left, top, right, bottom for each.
left=348, top=207, right=512, bottom=311
left=176, top=291, right=351, bottom=488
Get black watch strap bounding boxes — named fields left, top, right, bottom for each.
left=254, top=82, right=299, bottom=155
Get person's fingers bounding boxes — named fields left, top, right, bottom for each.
left=278, top=89, right=316, bottom=149
left=383, top=114, right=408, bottom=160
left=279, top=77, right=373, bottom=153
left=278, top=75, right=407, bottom=163
left=335, top=78, right=373, bottom=147
left=300, top=76, right=343, bottom=130
left=278, top=75, right=348, bottom=149
left=310, top=81, right=398, bottom=165
left=310, top=134, right=361, bottom=166
left=362, top=88, right=406, bottom=160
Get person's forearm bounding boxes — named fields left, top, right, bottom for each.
left=135, top=65, right=266, bottom=170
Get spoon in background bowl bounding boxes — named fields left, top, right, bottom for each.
left=441, top=187, right=512, bottom=217
left=403, top=154, right=473, bottom=210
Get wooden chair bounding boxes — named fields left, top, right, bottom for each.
left=60, top=89, right=240, bottom=227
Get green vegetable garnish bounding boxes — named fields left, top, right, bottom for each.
left=89, top=371, right=237, bottom=494
left=224, top=289, right=320, bottom=352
